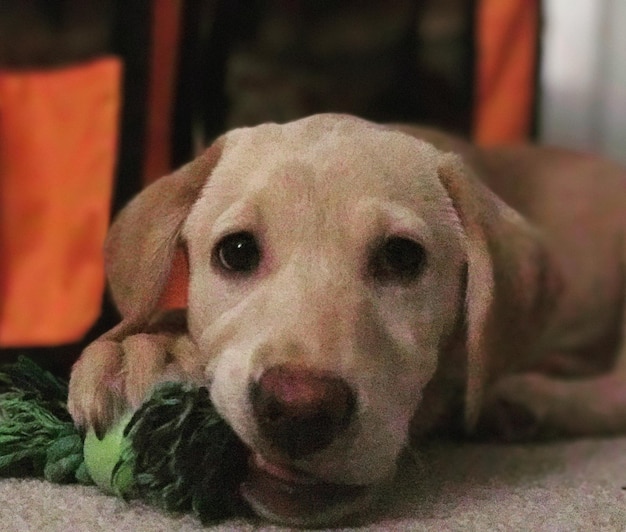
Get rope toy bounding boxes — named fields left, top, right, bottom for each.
left=0, top=356, right=249, bottom=524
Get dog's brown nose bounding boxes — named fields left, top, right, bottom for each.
left=250, top=364, right=356, bottom=459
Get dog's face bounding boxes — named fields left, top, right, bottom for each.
left=69, top=114, right=561, bottom=526
left=180, top=116, right=467, bottom=525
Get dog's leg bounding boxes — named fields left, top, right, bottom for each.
left=480, top=257, right=626, bottom=441
left=478, top=371, right=626, bottom=440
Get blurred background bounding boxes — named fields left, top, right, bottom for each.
left=0, top=0, right=623, bottom=374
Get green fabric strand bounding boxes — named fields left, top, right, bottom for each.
left=0, top=357, right=69, bottom=421
left=45, top=433, right=84, bottom=483
left=0, top=357, right=87, bottom=483
left=0, top=392, right=71, bottom=473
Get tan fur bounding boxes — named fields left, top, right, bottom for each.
left=68, top=114, right=626, bottom=526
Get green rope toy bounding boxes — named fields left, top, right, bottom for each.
left=0, top=356, right=249, bottom=524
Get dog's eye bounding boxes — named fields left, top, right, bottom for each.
left=214, top=232, right=261, bottom=274
left=370, top=237, right=426, bottom=283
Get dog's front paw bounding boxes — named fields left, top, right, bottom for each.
left=69, top=327, right=202, bottom=437
left=68, top=340, right=129, bottom=437
left=477, top=373, right=558, bottom=442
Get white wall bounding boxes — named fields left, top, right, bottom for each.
left=539, top=0, right=626, bottom=164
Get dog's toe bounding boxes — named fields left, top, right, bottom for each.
left=477, top=396, right=541, bottom=441
left=68, top=340, right=128, bottom=433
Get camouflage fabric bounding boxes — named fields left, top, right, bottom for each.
left=224, top=0, right=471, bottom=133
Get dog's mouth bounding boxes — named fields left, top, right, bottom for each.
left=240, top=452, right=374, bottom=527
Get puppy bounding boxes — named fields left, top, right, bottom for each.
left=68, top=114, right=626, bottom=527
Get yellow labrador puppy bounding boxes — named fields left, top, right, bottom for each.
left=68, top=114, right=626, bottom=527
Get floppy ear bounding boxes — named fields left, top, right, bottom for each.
left=437, top=154, right=560, bottom=432
left=105, top=139, right=224, bottom=333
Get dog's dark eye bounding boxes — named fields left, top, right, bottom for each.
left=214, top=232, right=261, bottom=274
left=370, top=237, right=426, bottom=283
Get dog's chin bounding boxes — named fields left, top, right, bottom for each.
left=240, top=452, right=377, bottom=528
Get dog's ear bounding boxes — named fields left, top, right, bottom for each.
left=105, top=140, right=224, bottom=331
left=437, top=154, right=560, bottom=432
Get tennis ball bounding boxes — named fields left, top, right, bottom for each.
left=83, top=412, right=135, bottom=497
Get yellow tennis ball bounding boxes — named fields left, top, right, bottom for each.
left=83, top=412, right=135, bottom=497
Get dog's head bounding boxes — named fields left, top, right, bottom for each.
left=104, top=114, right=550, bottom=526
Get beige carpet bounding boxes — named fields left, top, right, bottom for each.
left=1, top=438, right=626, bottom=531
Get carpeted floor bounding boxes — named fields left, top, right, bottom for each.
left=2, top=438, right=626, bottom=531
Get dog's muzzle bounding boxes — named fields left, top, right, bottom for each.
left=241, top=364, right=372, bottom=526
